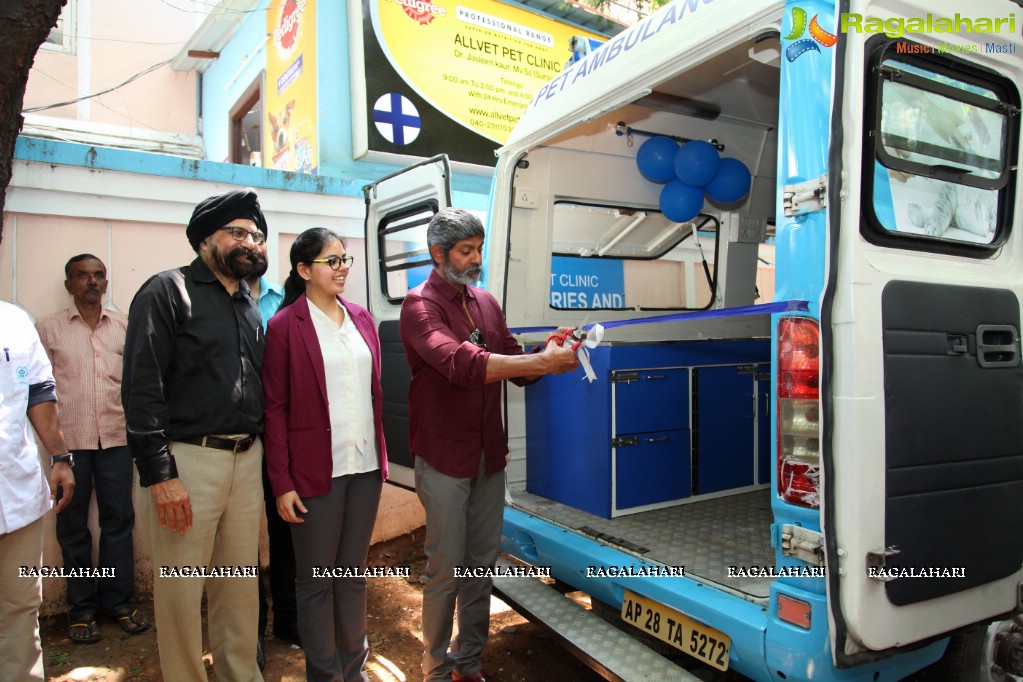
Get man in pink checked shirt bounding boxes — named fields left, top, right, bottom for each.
left=35, top=254, right=149, bottom=645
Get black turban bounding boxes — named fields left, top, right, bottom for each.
left=186, top=188, right=269, bottom=252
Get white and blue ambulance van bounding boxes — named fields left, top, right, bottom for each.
left=363, top=0, right=1023, bottom=679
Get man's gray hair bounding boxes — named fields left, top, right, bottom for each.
left=426, top=208, right=484, bottom=257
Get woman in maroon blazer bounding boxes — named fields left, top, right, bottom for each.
left=262, top=227, right=388, bottom=682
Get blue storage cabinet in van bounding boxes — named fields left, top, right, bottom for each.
left=612, top=366, right=691, bottom=509
left=525, top=339, right=770, bottom=518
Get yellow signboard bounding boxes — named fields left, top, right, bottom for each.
left=365, top=0, right=605, bottom=162
left=265, top=0, right=318, bottom=173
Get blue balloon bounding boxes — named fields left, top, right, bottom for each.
left=673, top=140, right=720, bottom=187
left=705, top=157, right=752, bottom=204
left=659, top=179, right=704, bottom=223
left=636, top=136, right=680, bottom=183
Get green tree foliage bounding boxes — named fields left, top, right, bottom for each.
left=573, top=0, right=672, bottom=22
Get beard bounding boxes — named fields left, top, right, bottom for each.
left=246, top=251, right=268, bottom=279
left=210, top=244, right=263, bottom=280
left=442, top=259, right=482, bottom=287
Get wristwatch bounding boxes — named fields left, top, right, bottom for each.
left=51, top=453, right=74, bottom=467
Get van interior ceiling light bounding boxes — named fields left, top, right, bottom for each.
left=749, top=32, right=782, bottom=67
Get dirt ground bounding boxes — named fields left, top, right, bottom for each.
left=41, top=528, right=606, bottom=682
left=35, top=527, right=984, bottom=682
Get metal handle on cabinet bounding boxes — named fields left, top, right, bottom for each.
left=646, top=436, right=670, bottom=443
left=644, top=374, right=667, bottom=380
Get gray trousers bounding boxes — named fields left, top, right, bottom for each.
left=290, top=471, right=382, bottom=682
left=415, top=456, right=505, bottom=681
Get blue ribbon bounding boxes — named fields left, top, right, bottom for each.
left=509, top=300, right=810, bottom=335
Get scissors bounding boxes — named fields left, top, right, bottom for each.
left=547, top=314, right=590, bottom=351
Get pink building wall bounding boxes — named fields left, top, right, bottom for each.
left=2, top=159, right=424, bottom=615
left=24, top=0, right=198, bottom=134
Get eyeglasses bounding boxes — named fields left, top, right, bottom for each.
left=309, top=255, right=355, bottom=270
left=469, top=328, right=488, bottom=350
left=219, top=225, right=266, bottom=245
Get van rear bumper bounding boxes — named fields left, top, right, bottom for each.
left=500, top=506, right=947, bottom=681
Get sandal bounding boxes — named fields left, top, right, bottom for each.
left=110, top=608, right=150, bottom=635
left=68, top=620, right=101, bottom=644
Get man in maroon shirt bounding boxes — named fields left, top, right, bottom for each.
left=400, top=208, right=578, bottom=682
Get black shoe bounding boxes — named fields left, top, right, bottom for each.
left=256, top=638, right=265, bottom=671
left=272, top=623, right=301, bottom=647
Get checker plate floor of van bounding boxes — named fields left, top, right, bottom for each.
left=509, top=486, right=777, bottom=601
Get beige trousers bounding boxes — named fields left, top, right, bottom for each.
left=146, top=439, right=264, bottom=681
left=0, top=516, right=45, bottom=682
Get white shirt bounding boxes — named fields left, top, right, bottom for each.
left=0, top=301, right=55, bottom=534
left=307, top=298, right=379, bottom=477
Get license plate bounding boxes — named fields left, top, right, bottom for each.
left=620, top=590, right=731, bottom=671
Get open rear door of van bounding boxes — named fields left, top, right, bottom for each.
left=822, top=0, right=1023, bottom=664
left=362, top=154, right=451, bottom=488
left=822, top=0, right=1023, bottom=662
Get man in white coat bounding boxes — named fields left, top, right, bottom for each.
left=0, top=300, right=76, bottom=680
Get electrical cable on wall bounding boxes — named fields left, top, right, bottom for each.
left=27, top=68, right=166, bottom=137
left=24, top=59, right=173, bottom=113
left=158, top=0, right=290, bottom=14
left=68, top=36, right=189, bottom=45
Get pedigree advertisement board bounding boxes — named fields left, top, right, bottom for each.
left=359, top=0, right=604, bottom=166
left=265, top=0, right=318, bottom=173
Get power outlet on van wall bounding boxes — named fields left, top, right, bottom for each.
left=514, top=187, right=538, bottom=209
left=732, top=216, right=767, bottom=243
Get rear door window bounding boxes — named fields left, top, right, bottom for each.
left=863, top=40, right=1020, bottom=252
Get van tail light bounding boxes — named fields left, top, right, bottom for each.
left=777, top=317, right=821, bottom=508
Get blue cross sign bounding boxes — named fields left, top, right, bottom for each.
left=373, top=93, right=421, bottom=146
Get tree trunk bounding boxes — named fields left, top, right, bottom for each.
left=0, top=0, right=67, bottom=246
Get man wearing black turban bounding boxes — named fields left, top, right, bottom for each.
left=122, top=187, right=269, bottom=681
left=186, top=188, right=269, bottom=252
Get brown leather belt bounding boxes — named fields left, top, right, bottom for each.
left=180, top=435, right=255, bottom=454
